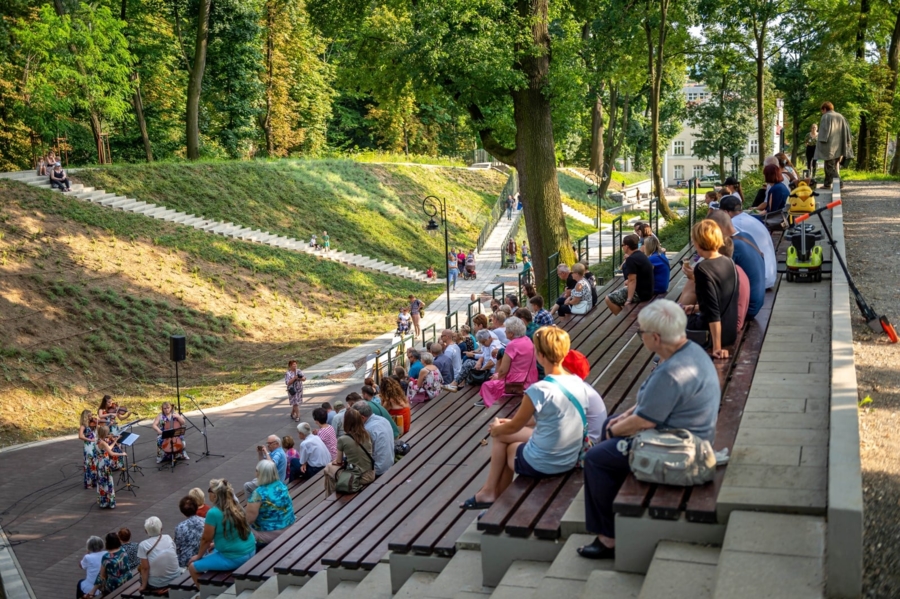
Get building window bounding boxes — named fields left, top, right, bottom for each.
left=749, top=138, right=758, bottom=155
left=673, top=140, right=685, bottom=156
left=674, top=165, right=684, bottom=180
left=687, top=92, right=698, bottom=102
left=693, top=165, right=704, bottom=179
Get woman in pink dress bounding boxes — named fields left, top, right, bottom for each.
left=477, top=317, right=538, bottom=408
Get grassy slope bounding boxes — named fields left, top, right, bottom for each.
left=0, top=180, right=443, bottom=446
left=76, top=160, right=508, bottom=273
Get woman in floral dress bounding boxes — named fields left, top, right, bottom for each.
left=99, top=395, right=130, bottom=470
left=285, top=360, right=306, bottom=422
left=84, top=532, right=133, bottom=595
left=406, top=352, right=443, bottom=405
left=77, top=410, right=98, bottom=489
left=96, top=425, right=127, bottom=509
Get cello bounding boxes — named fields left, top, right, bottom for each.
left=158, top=403, right=185, bottom=459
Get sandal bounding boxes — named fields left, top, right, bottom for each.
left=460, top=496, right=493, bottom=510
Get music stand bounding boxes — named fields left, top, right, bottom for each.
left=117, top=432, right=140, bottom=495
left=158, top=427, right=187, bottom=473
left=119, top=421, right=143, bottom=476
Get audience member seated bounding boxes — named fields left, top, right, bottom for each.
left=138, top=517, right=182, bottom=594
left=321, top=402, right=336, bottom=425
left=447, top=329, right=502, bottom=392
left=244, top=436, right=287, bottom=496
left=406, top=353, right=443, bottom=405
left=49, top=162, right=71, bottom=191
left=580, top=260, right=600, bottom=306
left=548, top=264, right=577, bottom=317
left=189, top=487, right=210, bottom=518
left=352, top=402, right=395, bottom=476
left=460, top=327, right=598, bottom=510
left=77, top=536, right=105, bottom=598
left=312, top=407, right=338, bottom=459
left=471, top=313, right=498, bottom=343
left=246, top=460, right=296, bottom=545
left=515, top=307, right=537, bottom=338
left=379, top=377, right=411, bottom=434
left=476, top=317, right=538, bottom=408
left=175, top=496, right=206, bottom=568
left=440, top=328, right=462, bottom=382
left=719, top=195, right=777, bottom=289
left=83, top=532, right=133, bottom=596
left=704, top=190, right=720, bottom=210
left=324, top=409, right=376, bottom=496
left=752, top=164, right=789, bottom=223
left=393, top=366, right=409, bottom=393
left=117, top=527, right=139, bottom=571
left=578, top=300, right=720, bottom=559
left=291, top=423, right=332, bottom=481
left=558, top=263, right=593, bottom=317
left=639, top=223, right=665, bottom=254
left=529, top=296, right=553, bottom=329
left=407, top=349, right=423, bottom=379
left=719, top=238, right=750, bottom=332
left=431, top=341, right=454, bottom=386
left=642, top=236, right=671, bottom=296
left=605, top=235, right=654, bottom=316
left=189, top=479, right=257, bottom=586
left=282, top=434, right=300, bottom=480
left=361, top=385, right=401, bottom=437
left=679, top=221, right=740, bottom=357
left=706, top=209, right=764, bottom=320
left=490, top=311, right=509, bottom=344
left=331, top=399, right=348, bottom=437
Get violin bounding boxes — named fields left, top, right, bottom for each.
left=105, top=402, right=130, bottom=417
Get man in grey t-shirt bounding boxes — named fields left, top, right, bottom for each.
left=578, top=300, right=720, bottom=561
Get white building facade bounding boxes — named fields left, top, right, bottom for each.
left=662, top=83, right=782, bottom=186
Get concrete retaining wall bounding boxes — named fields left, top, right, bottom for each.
left=826, top=181, right=864, bottom=598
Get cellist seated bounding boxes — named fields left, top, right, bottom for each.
left=152, top=402, right=188, bottom=463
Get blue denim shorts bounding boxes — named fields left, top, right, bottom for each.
left=514, top=443, right=558, bottom=479
left=192, top=549, right=255, bottom=572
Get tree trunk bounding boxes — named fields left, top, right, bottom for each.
left=263, top=0, right=275, bottom=156
left=891, top=131, right=900, bottom=175
left=132, top=76, right=153, bottom=162
left=885, top=11, right=900, bottom=175
left=589, top=92, right=604, bottom=175
left=186, top=0, right=211, bottom=161
left=512, top=0, right=571, bottom=288
left=719, top=149, right=725, bottom=181
left=644, top=0, right=675, bottom=220
left=596, top=92, right=628, bottom=200
left=856, top=0, right=870, bottom=61
left=856, top=113, right=869, bottom=170
left=755, top=35, right=766, bottom=168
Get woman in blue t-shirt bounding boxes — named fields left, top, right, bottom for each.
left=188, top=479, right=256, bottom=585
left=754, top=164, right=789, bottom=222
left=459, top=327, right=598, bottom=510
left=642, top=237, right=670, bottom=296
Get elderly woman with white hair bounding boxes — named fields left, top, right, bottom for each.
left=246, top=460, right=296, bottom=546
left=189, top=479, right=256, bottom=585
left=290, top=423, right=332, bottom=481
left=78, top=535, right=106, bottom=597
left=475, top=317, right=538, bottom=408
left=137, top=516, right=182, bottom=594
left=578, top=300, right=721, bottom=560
left=406, top=351, right=443, bottom=404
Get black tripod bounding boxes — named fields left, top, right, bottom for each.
left=184, top=394, right=223, bottom=462
left=116, top=435, right=140, bottom=496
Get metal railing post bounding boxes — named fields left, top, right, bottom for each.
left=611, top=215, right=623, bottom=268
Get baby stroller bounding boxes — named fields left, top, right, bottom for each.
left=463, top=256, right=477, bottom=280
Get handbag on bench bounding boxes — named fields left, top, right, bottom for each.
left=628, top=429, right=720, bottom=486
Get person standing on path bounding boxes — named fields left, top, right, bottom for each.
left=506, top=237, right=518, bottom=269
left=805, top=124, right=818, bottom=177
left=814, top=101, right=853, bottom=189
left=506, top=195, right=514, bottom=220
left=447, top=251, right=459, bottom=290
left=409, top=294, right=425, bottom=337
left=322, top=231, right=330, bottom=252
left=285, top=360, right=306, bottom=422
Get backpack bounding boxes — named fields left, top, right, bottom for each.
left=628, top=429, right=718, bottom=486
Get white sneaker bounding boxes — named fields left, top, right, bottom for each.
left=156, top=455, right=163, bottom=464
left=443, top=384, right=458, bottom=392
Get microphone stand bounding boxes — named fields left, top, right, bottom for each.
left=185, top=394, right=223, bottom=462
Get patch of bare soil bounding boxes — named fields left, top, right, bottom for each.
left=841, top=181, right=900, bottom=599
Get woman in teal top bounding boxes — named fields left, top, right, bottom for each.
left=245, top=460, right=295, bottom=545
left=188, top=478, right=256, bottom=585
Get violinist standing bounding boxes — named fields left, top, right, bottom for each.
left=99, top=395, right=130, bottom=469
left=96, top=425, right=127, bottom=509
left=78, top=410, right=99, bottom=489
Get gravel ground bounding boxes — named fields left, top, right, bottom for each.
left=840, top=181, right=900, bottom=599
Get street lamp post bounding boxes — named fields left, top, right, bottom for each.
left=423, top=195, right=451, bottom=321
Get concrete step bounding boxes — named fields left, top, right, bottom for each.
left=638, top=541, right=719, bottom=599
left=277, top=571, right=328, bottom=598
left=394, top=571, right=438, bottom=599
left=488, top=560, right=551, bottom=599
left=712, top=511, right=825, bottom=599
left=578, top=570, right=644, bottom=599
left=323, top=580, right=357, bottom=599
left=344, top=563, right=391, bottom=599
left=171, top=213, right=195, bottom=224
left=424, top=549, right=491, bottom=598
left=97, top=195, right=128, bottom=206
left=85, top=193, right=116, bottom=204
left=247, top=576, right=279, bottom=599
left=106, top=197, right=135, bottom=208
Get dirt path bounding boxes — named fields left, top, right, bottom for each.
left=840, top=181, right=900, bottom=599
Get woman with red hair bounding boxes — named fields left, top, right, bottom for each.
left=753, top=164, right=789, bottom=222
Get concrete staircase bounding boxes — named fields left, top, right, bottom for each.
left=0, top=170, right=431, bottom=284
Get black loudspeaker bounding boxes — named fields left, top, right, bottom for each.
left=169, top=335, right=186, bottom=362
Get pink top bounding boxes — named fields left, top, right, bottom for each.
left=317, top=425, right=338, bottom=460
left=504, top=336, right=539, bottom=385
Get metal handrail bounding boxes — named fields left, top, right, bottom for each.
left=688, top=177, right=698, bottom=230
left=611, top=215, right=624, bottom=269
left=649, top=198, right=660, bottom=237
left=467, top=299, right=481, bottom=328
left=476, top=172, right=519, bottom=253
left=490, top=283, right=506, bottom=303
left=373, top=333, right=412, bottom=384
left=575, top=234, right=590, bottom=265
left=421, top=323, right=437, bottom=349
left=445, top=312, right=458, bottom=331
